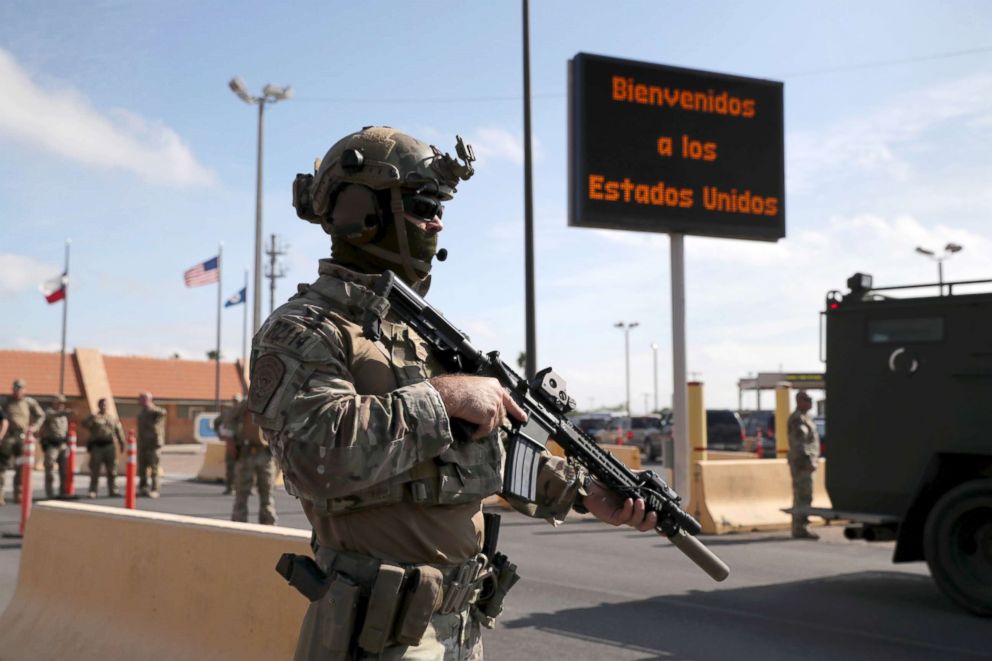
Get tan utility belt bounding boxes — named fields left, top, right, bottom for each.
left=315, top=546, right=490, bottom=653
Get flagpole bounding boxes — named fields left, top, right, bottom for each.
left=215, top=243, right=222, bottom=412
left=59, top=239, right=71, bottom=396
left=242, top=268, right=248, bottom=389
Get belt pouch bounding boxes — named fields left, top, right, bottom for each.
left=322, top=574, right=361, bottom=654
left=393, top=566, right=444, bottom=646
left=357, top=563, right=407, bottom=653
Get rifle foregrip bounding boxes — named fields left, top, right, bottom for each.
left=666, top=528, right=730, bottom=582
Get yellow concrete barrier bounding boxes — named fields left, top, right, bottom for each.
left=0, top=502, right=310, bottom=661
left=690, top=458, right=831, bottom=534
left=196, top=440, right=228, bottom=482
left=705, top=450, right=758, bottom=461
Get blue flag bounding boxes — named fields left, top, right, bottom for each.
left=224, top=287, right=246, bottom=307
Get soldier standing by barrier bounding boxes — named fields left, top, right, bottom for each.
left=252, top=127, right=657, bottom=659
left=230, top=400, right=277, bottom=525
left=788, top=390, right=821, bottom=540
left=2, top=379, right=45, bottom=505
left=82, top=398, right=126, bottom=498
left=213, top=394, right=244, bottom=494
left=136, top=392, right=166, bottom=498
left=39, top=394, right=72, bottom=498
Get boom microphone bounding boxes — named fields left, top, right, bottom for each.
left=436, top=248, right=448, bottom=262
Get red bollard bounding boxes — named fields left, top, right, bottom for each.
left=19, top=430, right=35, bottom=536
left=66, top=422, right=77, bottom=497
left=125, top=430, right=137, bottom=509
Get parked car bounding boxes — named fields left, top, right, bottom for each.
left=574, top=415, right=612, bottom=438
left=706, top=409, right=746, bottom=451
left=743, top=410, right=776, bottom=458
left=815, top=415, right=826, bottom=457
left=592, top=415, right=668, bottom=461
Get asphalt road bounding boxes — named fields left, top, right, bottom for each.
left=0, top=458, right=987, bottom=660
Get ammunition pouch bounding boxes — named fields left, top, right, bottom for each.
left=276, top=546, right=499, bottom=653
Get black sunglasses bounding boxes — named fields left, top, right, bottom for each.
left=401, top=192, right=444, bottom=222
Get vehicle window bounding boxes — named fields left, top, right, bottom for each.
left=707, top=411, right=735, bottom=425
left=577, top=418, right=609, bottom=433
left=867, top=317, right=943, bottom=344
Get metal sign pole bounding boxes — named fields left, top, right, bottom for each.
left=670, top=233, right=690, bottom=504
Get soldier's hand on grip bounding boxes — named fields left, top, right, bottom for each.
left=429, top=375, right=527, bottom=440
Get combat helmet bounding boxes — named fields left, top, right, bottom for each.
left=293, top=126, right=475, bottom=284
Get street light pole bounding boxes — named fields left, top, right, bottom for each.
left=615, top=321, right=639, bottom=419
left=651, top=342, right=659, bottom=413
left=915, top=243, right=963, bottom=296
left=229, top=77, right=293, bottom=335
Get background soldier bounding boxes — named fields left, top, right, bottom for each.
left=136, top=392, right=166, bottom=498
left=39, top=394, right=73, bottom=498
left=230, top=400, right=277, bottom=525
left=251, top=127, right=657, bottom=659
left=81, top=398, right=125, bottom=498
left=213, top=394, right=244, bottom=494
left=1, top=379, right=45, bottom=505
left=788, top=390, right=821, bottom=539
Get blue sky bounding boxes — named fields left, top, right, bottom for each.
left=2, top=1, right=992, bottom=410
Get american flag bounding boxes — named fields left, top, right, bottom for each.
left=183, top=256, right=220, bottom=287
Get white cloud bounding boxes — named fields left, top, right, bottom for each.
left=465, top=126, right=543, bottom=166
left=13, top=337, right=61, bottom=352
left=788, top=73, right=992, bottom=191
left=0, top=48, right=215, bottom=187
left=0, top=254, right=59, bottom=297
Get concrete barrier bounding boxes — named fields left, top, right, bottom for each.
left=0, top=501, right=310, bottom=660
left=690, top=458, right=831, bottom=534
left=196, top=440, right=228, bottom=482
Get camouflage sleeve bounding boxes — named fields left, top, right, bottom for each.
left=252, top=321, right=455, bottom=501
left=503, top=454, right=587, bottom=526
left=30, top=399, right=45, bottom=432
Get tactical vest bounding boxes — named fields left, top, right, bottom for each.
left=253, top=270, right=504, bottom=515
left=86, top=415, right=118, bottom=442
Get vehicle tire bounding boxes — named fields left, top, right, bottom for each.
left=923, top=478, right=992, bottom=616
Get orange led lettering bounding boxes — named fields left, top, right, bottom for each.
left=656, top=136, right=673, bottom=157
left=681, top=134, right=718, bottom=161
left=612, top=76, right=626, bottom=101
left=588, top=174, right=605, bottom=200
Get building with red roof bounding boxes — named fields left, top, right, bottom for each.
left=0, top=349, right=246, bottom=444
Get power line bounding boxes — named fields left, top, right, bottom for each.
left=289, top=45, right=992, bottom=106
left=778, top=45, right=992, bottom=78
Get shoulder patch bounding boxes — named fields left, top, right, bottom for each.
left=248, top=354, right=286, bottom=414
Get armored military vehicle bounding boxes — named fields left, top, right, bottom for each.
left=811, top=272, right=991, bottom=616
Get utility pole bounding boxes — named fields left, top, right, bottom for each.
left=264, top=233, right=288, bottom=314
left=614, top=321, right=639, bottom=419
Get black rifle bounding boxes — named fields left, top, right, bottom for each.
left=364, top=271, right=729, bottom=581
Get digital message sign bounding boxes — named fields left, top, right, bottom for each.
left=569, top=53, right=784, bottom=241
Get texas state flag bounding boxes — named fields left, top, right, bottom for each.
left=40, top=272, right=67, bottom=304
left=224, top=287, right=246, bottom=308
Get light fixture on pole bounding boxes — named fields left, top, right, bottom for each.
left=650, top=342, right=659, bottom=414
left=614, top=321, right=639, bottom=419
left=915, top=242, right=963, bottom=296
left=228, top=76, right=293, bottom=336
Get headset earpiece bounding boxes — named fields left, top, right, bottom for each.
left=328, top=184, right=383, bottom=244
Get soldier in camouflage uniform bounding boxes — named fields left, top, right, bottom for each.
left=39, top=394, right=72, bottom=498
left=81, top=398, right=126, bottom=498
left=788, top=390, right=821, bottom=539
left=214, top=394, right=245, bottom=494
left=228, top=395, right=278, bottom=525
left=137, top=392, right=167, bottom=498
left=2, top=379, right=45, bottom=505
left=250, top=127, right=659, bottom=660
